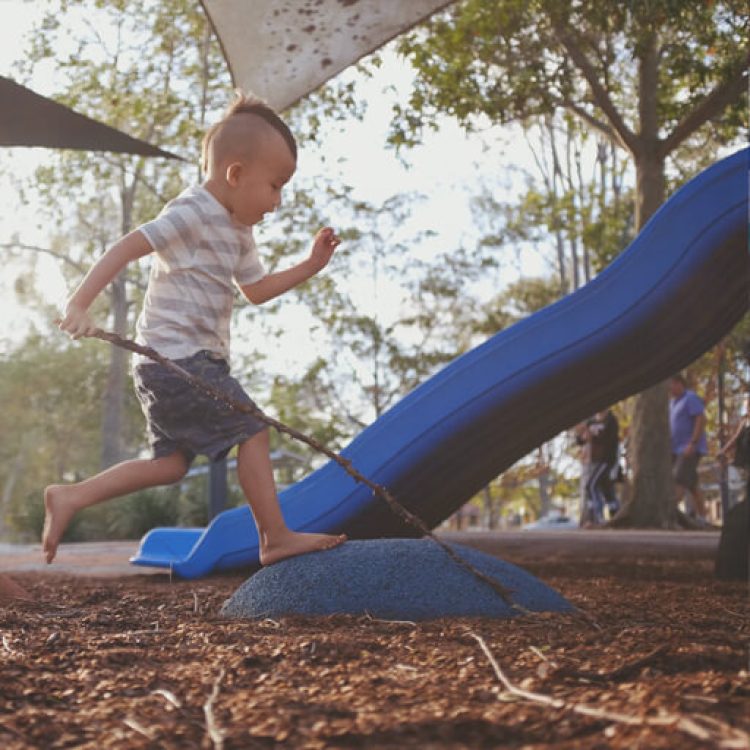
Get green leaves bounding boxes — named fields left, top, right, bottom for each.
left=393, top=0, right=747, bottom=160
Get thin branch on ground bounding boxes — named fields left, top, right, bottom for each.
left=152, top=688, right=182, bottom=708
left=469, top=632, right=750, bottom=749
left=123, top=716, right=156, bottom=740
left=555, top=644, right=668, bottom=683
left=203, top=668, right=226, bottom=750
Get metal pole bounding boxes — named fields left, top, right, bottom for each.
left=717, top=344, right=730, bottom=521
left=208, top=457, right=228, bottom=520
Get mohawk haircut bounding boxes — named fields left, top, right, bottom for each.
left=201, top=91, right=297, bottom=172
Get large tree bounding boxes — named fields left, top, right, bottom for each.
left=393, top=0, right=748, bottom=526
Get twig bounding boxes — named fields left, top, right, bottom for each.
left=259, top=618, right=282, bottom=629
left=203, top=668, right=226, bottom=750
left=555, top=644, right=668, bottom=683
left=682, top=693, right=720, bottom=704
left=469, top=632, right=750, bottom=749
left=569, top=606, right=603, bottom=631
left=362, top=612, right=418, bottom=627
left=717, top=605, right=746, bottom=621
left=529, top=645, right=553, bottom=663
left=1, top=634, right=17, bottom=655
left=123, top=716, right=156, bottom=740
left=152, top=688, right=182, bottom=708
left=89, top=328, right=519, bottom=607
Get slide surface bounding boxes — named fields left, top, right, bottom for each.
left=132, top=148, right=749, bottom=579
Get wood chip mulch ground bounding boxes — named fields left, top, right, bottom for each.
left=0, top=555, right=747, bottom=749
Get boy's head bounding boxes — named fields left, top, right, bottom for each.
left=203, top=92, right=297, bottom=226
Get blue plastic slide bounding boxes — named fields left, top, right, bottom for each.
left=132, top=148, right=749, bottom=578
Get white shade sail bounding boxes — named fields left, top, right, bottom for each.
left=201, top=0, right=454, bottom=111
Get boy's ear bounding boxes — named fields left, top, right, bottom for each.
left=226, top=161, right=243, bottom=186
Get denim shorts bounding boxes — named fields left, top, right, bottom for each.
left=133, top=350, right=266, bottom=463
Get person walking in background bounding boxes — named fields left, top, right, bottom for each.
left=575, top=408, right=619, bottom=526
left=601, top=410, right=621, bottom=518
left=574, top=421, right=592, bottom=525
left=669, top=373, right=708, bottom=521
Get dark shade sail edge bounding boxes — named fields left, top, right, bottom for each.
left=0, top=76, right=182, bottom=160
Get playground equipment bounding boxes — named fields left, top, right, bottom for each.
left=132, top=147, right=749, bottom=578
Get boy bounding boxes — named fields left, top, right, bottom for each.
left=43, top=93, right=347, bottom=565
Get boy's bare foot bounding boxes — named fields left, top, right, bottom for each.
left=42, top=485, right=80, bottom=564
left=260, top=531, right=347, bottom=566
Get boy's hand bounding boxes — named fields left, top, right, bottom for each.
left=58, top=303, right=97, bottom=340
left=309, top=227, right=340, bottom=272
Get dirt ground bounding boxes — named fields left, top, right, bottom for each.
left=0, top=542, right=748, bottom=749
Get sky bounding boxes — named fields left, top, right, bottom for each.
left=0, top=0, right=549, bottom=368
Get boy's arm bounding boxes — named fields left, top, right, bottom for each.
left=241, top=227, right=339, bottom=305
left=59, top=230, right=153, bottom=339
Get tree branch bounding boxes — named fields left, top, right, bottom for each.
left=0, top=242, right=86, bottom=275
left=562, top=100, right=622, bottom=147
left=554, top=26, right=639, bottom=155
left=660, top=56, right=749, bottom=157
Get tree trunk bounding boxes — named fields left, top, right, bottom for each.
left=99, top=174, right=139, bottom=469
left=612, top=28, right=677, bottom=528
left=99, top=270, right=129, bottom=469
left=0, top=445, right=26, bottom=538
left=481, top=485, right=496, bottom=529
left=617, top=153, right=674, bottom=526
left=615, top=29, right=678, bottom=524
left=537, top=446, right=553, bottom=516
left=624, top=381, right=677, bottom=527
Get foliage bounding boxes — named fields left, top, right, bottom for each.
left=6, top=0, right=235, bottom=468
left=250, top=175, right=491, bottom=433
left=0, top=334, right=115, bottom=538
left=392, top=0, right=747, bottom=527
left=7, top=1, right=744, bottom=540
left=105, top=486, right=181, bottom=540
left=392, top=0, right=747, bottom=156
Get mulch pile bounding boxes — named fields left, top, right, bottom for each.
left=0, top=555, right=747, bottom=749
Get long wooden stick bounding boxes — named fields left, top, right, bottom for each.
left=90, top=328, right=521, bottom=607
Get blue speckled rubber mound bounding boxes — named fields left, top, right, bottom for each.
left=220, top=539, right=572, bottom=620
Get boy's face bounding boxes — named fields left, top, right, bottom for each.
left=228, top=132, right=296, bottom=226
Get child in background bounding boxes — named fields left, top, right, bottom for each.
left=44, top=92, right=347, bottom=565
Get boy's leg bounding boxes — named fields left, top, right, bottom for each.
left=237, top=429, right=346, bottom=566
left=43, top=451, right=189, bottom=563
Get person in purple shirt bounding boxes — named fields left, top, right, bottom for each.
left=669, top=373, right=708, bottom=520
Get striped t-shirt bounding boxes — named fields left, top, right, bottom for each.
left=135, top=186, right=266, bottom=363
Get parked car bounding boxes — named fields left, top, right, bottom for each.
left=522, top=513, right=579, bottom=531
